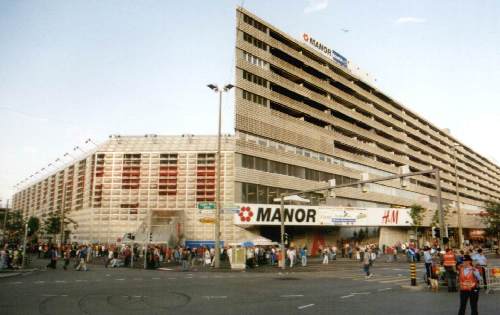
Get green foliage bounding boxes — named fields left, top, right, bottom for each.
left=27, top=216, right=40, bottom=237
left=431, top=205, right=450, bottom=227
left=483, top=200, right=500, bottom=238
left=43, top=213, right=61, bottom=236
left=409, top=204, right=425, bottom=227
left=4, top=210, right=25, bottom=242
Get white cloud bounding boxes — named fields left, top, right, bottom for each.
left=396, top=17, right=426, bottom=24
left=304, top=0, right=329, bottom=14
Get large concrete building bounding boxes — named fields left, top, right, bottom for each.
left=232, top=7, right=497, bottom=247
left=11, top=8, right=498, bottom=248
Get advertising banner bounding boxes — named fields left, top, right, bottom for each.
left=302, top=33, right=348, bottom=67
left=234, top=204, right=411, bottom=227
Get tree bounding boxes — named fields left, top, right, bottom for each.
left=43, top=213, right=61, bottom=243
left=431, top=205, right=450, bottom=227
left=409, top=204, right=425, bottom=243
left=4, top=210, right=25, bottom=243
left=27, top=216, right=40, bottom=237
left=483, top=200, right=500, bottom=245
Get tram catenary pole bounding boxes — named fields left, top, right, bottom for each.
left=277, top=168, right=446, bottom=253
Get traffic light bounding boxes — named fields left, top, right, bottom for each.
left=149, top=232, right=153, bottom=242
left=432, top=227, right=441, bottom=238
left=284, top=233, right=289, bottom=245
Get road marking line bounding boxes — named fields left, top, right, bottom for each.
left=340, top=294, right=354, bottom=299
left=60, top=295, right=68, bottom=297
left=55, top=281, right=66, bottom=283
left=42, top=294, right=58, bottom=297
left=377, top=288, right=392, bottom=292
left=298, top=304, right=314, bottom=310
left=34, top=281, right=45, bottom=284
left=380, top=278, right=409, bottom=283
left=152, top=277, right=160, bottom=280
left=352, top=292, right=370, bottom=295
left=115, top=279, right=125, bottom=281
left=76, top=280, right=88, bottom=282
left=203, top=296, right=227, bottom=299
left=281, top=294, right=304, bottom=298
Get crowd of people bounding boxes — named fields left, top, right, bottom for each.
left=0, top=244, right=26, bottom=269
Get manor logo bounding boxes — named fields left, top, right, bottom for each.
left=239, top=206, right=254, bottom=222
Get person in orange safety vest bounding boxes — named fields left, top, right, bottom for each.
left=443, top=248, right=458, bottom=292
left=458, top=255, right=481, bottom=315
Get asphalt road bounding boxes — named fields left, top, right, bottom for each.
left=1, top=259, right=499, bottom=315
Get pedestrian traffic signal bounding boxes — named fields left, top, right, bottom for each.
left=284, top=233, right=289, bottom=245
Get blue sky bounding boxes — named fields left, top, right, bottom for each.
left=1, top=0, right=499, bottom=205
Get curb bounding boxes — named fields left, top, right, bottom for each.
left=0, top=273, right=21, bottom=279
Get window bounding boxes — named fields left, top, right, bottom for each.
left=243, top=32, right=268, bottom=51
left=196, top=153, right=216, bottom=202
left=242, top=70, right=268, bottom=87
left=242, top=90, right=267, bottom=106
left=243, top=51, right=268, bottom=69
left=243, top=14, right=267, bottom=33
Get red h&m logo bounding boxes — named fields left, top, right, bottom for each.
left=382, top=210, right=399, bottom=224
left=239, top=206, right=253, bottom=222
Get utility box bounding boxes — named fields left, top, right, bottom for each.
left=231, top=247, right=246, bottom=270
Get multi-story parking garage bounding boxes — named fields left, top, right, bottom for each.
left=11, top=8, right=499, bottom=249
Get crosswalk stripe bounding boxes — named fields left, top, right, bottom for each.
left=380, top=278, right=413, bottom=284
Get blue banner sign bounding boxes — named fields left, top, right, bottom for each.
left=302, top=33, right=348, bottom=67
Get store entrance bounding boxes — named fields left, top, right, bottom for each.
left=259, top=226, right=340, bottom=256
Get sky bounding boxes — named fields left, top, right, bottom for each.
left=1, top=0, right=499, bottom=206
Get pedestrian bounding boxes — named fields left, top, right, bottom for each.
left=75, top=246, right=88, bottom=271
left=287, top=247, right=296, bottom=268
left=423, top=246, right=433, bottom=286
left=105, top=247, right=113, bottom=268
left=63, top=246, right=71, bottom=270
left=472, top=248, right=488, bottom=290
left=46, top=246, right=57, bottom=269
left=181, top=248, right=189, bottom=271
left=322, top=247, right=329, bottom=264
left=458, top=255, right=481, bottom=315
left=443, top=248, right=458, bottom=292
left=300, top=246, right=307, bottom=267
left=363, top=248, right=373, bottom=279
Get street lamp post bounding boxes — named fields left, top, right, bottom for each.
left=452, top=144, right=464, bottom=249
left=207, top=83, right=234, bottom=268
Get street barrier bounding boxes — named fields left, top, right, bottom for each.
left=410, top=262, right=417, bottom=286
left=485, top=266, right=500, bottom=294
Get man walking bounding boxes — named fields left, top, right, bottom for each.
left=363, top=248, right=373, bottom=279
left=423, top=246, right=433, bottom=286
left=46, top=246, right=58, bottom=269
left=63, top=246, right=71, bottom=270
left=458, top=255, right=481, bottom=315
left=75, top=245, right=88, bottom=271
left=443, top=247, right=458, bottom=292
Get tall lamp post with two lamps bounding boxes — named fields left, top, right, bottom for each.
left=207, top=83, right=233, bottom=268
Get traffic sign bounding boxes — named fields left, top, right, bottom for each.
left=197, top=202, right=216, bottom=209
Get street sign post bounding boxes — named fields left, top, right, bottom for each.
left=197, top=202, right=216, bottom=210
